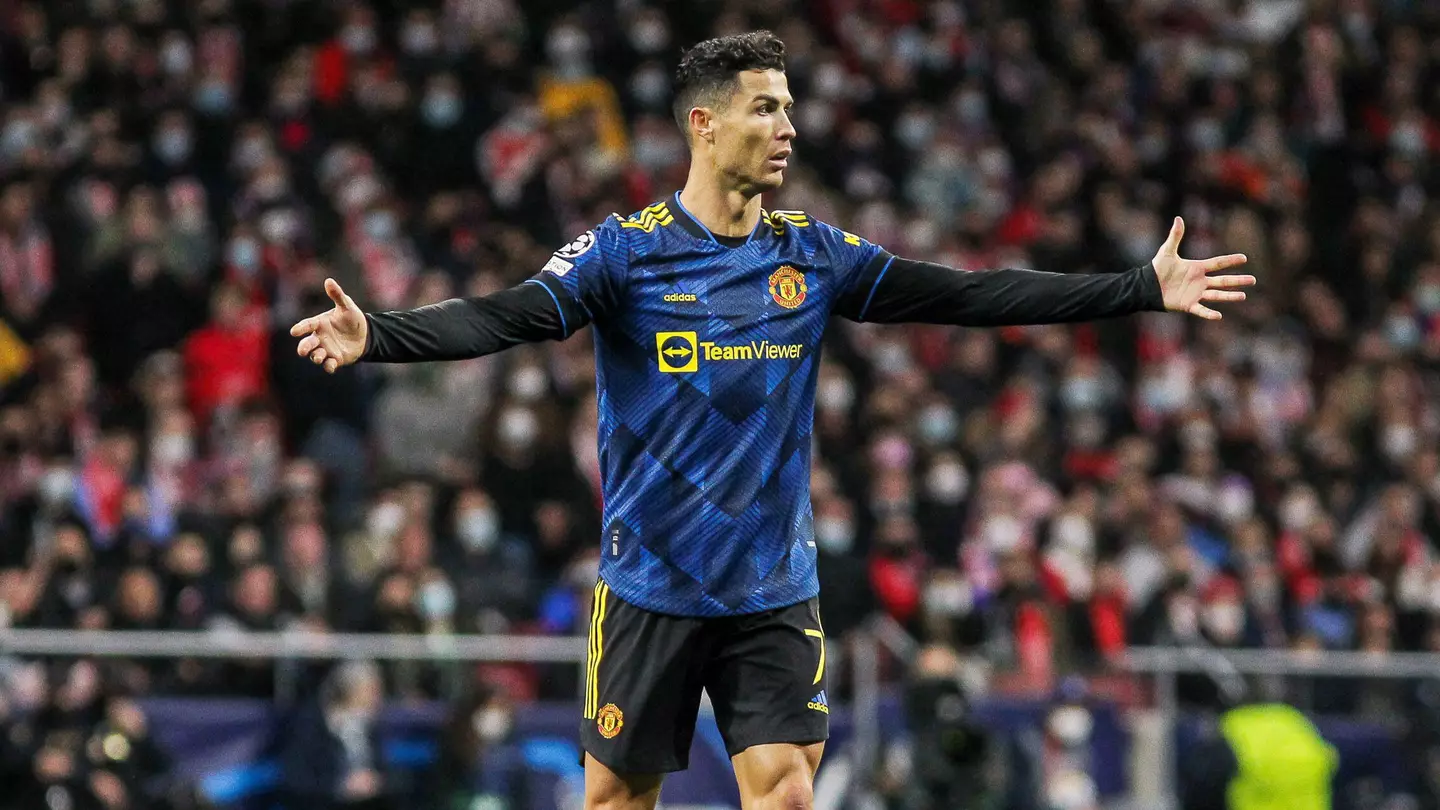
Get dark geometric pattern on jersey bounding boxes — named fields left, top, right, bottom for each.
left=530, top=193, right=888, bottom=617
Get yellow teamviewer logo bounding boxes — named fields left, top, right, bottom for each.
left=657, top=332, right=805, bottom=372
left=656, top=332, right=698, bottom=373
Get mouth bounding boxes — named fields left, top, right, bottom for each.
left=767, top=151, right=791, bottom=169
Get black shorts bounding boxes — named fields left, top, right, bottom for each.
left=579, top=580, right=830, bottom=774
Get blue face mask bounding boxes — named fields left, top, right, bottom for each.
left=364, top=212, right=398, bottom=241
left=229, top=239, right=261, bottom=273
left=154, top=129, right=192, bottom=164
left=194, top=83, right=234, bottom=114
left=422, top=94, right=462, bottom=128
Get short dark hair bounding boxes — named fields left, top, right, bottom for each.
left=672, top=30, right=786, bottom=138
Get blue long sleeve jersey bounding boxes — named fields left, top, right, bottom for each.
left=361, top=192, right=1164, bottom=616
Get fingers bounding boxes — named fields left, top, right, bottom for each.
left=296, top=333, right=321, bottom=357
left=325, top=358, right=339, bottom=374
left=325, top=277, right=358, bottom=312
left=289, top=316, right=317, bottom=338
left=1189, top=302, right=1223, bottom=321
left=1208, top=274, right=1257, bottom=288
left=1202, top=254, right=1249, bottom=272
left=308, top=347, right=329, bottom=367
left=1161, top=216, right=1184, bottom=255
left=1201, top=289, right=1247, bottom=303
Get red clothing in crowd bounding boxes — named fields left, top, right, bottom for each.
left=182, top=316, right=269, bottom=422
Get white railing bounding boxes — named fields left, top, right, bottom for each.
left=0, top=628, right=587, bottom=662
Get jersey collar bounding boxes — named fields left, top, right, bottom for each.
left=669, top=191, right=765, bottom=246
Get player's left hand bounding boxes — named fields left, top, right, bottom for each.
left=1151, top=216, right=1255, bottom=321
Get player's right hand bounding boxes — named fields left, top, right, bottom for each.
left=290, top=278, right=367, bottom=374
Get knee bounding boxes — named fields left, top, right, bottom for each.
left=584, top=756, right=661, bottom=810
left=762, top=773, right=813, bottom=810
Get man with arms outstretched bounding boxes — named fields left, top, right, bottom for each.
left=292, top=30, right=1252, bottom=810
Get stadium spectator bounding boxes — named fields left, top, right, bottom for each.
left=280, top=661, right=390, bottom=810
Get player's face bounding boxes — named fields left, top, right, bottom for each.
left=712, top=69, right=795, bottom=193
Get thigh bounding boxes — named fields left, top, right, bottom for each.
left=731, top=742, right=825, bottom=809
left=704, top=597, right=829, bottom=758
left=580, top=580, right=709, bottom=774
left=584, top=753, right=663, bottom=810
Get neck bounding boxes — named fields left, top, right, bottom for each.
left=678, top=160, right=763, bottom=238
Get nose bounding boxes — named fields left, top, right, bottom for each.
left=777, top=111, right=796, bottom=143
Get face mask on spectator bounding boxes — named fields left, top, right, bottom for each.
left=458, top=509, right=500, bottom=553
left=228, top=238, right=261, bottom=274
left=629, top=19, right=669, bottom=54
left=923, top=578, right=972, bottom=616
left=194, top=81, right=234, bottom=114
left=895, top=112, right=935, bottom=151
left=152, top=433, right=193, bottom=467
left=364, top=211, right=398, bottom=242
left=1383, top=424, right=1418, bottom=461
left=547, top=27, right=590, bottom=78
left=401, top=23, right=439, bottom=56
left=1391, top=121, right=1426, bottom=156
left=508, top=366, right=547, bottom=402
left=417, top=579, right=455, bottom=620
left=814, top=518, right=854, bottom=554
left=1215, top=479, right=1254, bottom=523
left=1061, top=375, right=1103, bottom=411
left=154, top=128, right=192, bottom=164
left=917, top=405, right=958, bottom=445
left=161, top=39, right=193, bottom=75
left=341, top=24, right=377, bottom=55
left=1416, top=283, right=1440, bottom=315
left=475, top=707, right=513, bottom=743
left=368, top=502, right=405, bottom=540
left=630, top=67, right=669, bottom=111
left=1046, top=705, right=1092, bottom=747
left=816, top=377, right=853, bottom=412
left=1, top=119, right=36, bottom=157
left=954, top=90, right=988, bottom=126
left=1386, top=314, right=1421, bottom=349
left=1203, top=601, right=1245, bottom=641
left=422, top=93, right=462, bottom=128
left=498, top=408, right=539, bottom=450
left=925, top=461, right=969, bottom=504
left=1188, top=118, right=1224, bottom=152
left=39, top=467, right=76, bottom=509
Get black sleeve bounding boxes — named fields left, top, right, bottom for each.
left=833, top=255, right=1166, bottom=325
left=360, top=281, right=573, bottom=363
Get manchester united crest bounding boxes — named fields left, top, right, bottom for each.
left=597, top=704, right=624, bottom=739
left=768, top=265, right=808, bottom=309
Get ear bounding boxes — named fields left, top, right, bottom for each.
left=688, top=106, right=715, bottom=145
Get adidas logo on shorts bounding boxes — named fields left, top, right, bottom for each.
left=807, top=691, right=829, bottom=714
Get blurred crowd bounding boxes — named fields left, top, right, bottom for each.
left=1, top=0, right=1440, bottom=790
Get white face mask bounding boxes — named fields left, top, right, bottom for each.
left=457, top=509, right=500, bottom=553
left=1047, top=706, right=1093, bottom=747
left=925, top=462, right=969, bottom=504
left=39, top=468, right=76, bottom=508
left=813, top=518, right=854, bottom=555
left=1203, top=602, right=1245, bottom=640
left=474, top=707, right=512, bottom=742
left=368, top=502, right=405, bottom=540
left=509, top=367, right=547, bottom=402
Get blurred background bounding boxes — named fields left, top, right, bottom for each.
left=2, top=0, right=1440, bottom=808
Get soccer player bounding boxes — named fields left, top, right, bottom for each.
left=291, top=30, right=1253, bottom=810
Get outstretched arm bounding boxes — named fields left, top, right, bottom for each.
left=289, top=277, right=569, bottom=370
left=835, top=217, right=1253, bottom=325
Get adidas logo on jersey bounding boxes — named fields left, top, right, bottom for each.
left=807, top=691, right=829, bottom=714
left=663, top=293, right=697, bottom=302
